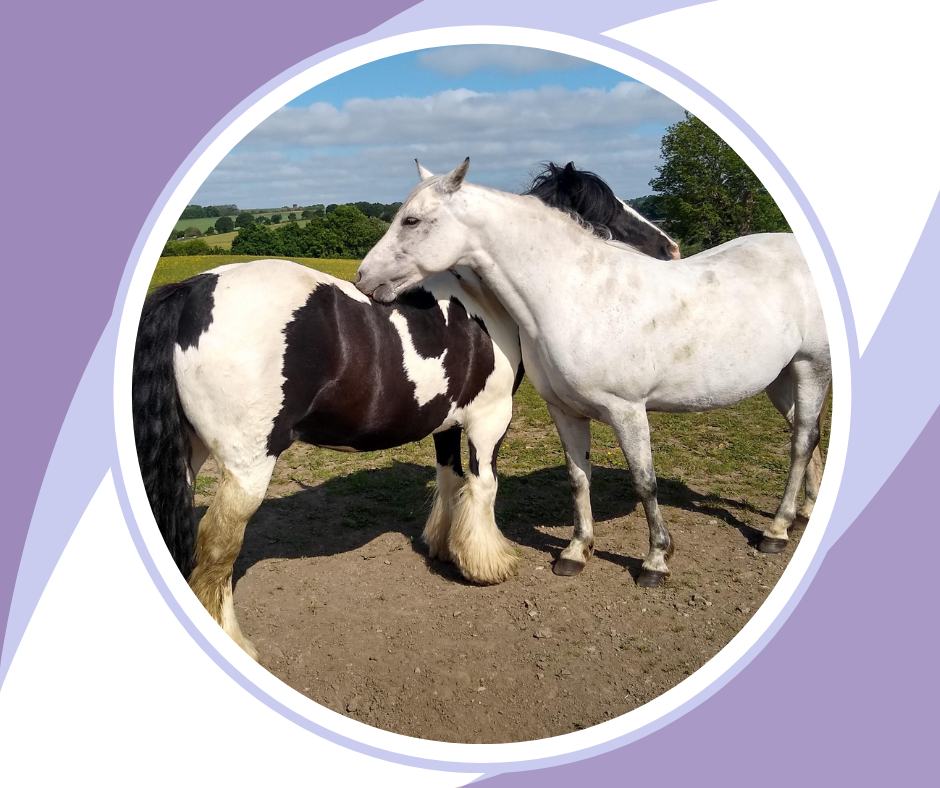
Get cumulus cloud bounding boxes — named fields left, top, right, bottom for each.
left=416, top=45, right=591, bottom=76
left=238, top=82, right=680, bottom=149
left=192, top=81, right=685, bottom=207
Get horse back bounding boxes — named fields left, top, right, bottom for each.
left=171, top=259, right=506, bottom=459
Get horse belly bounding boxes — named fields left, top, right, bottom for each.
left=281, top=285, right=499, bottom=454
left=289, top=394, right=452, bottom=453
left=647, top=327, right=800, bottom=412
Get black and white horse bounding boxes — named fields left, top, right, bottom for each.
left=133, top=161, right=672, bottom=658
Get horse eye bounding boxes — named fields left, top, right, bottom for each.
left=402, top=216, right=421, bottom=227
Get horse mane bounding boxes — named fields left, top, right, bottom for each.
left=524, top=162, right=622, bottom=241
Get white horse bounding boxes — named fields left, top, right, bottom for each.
left=356, top=159, right=831, bottom=587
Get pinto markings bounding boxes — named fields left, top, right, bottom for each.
left=389, top=310, right=450, bottom=407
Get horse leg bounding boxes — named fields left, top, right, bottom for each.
left=448, top=416, right=517, bottom=585
left=187, top=457, right=274, bottom=660
left=760, top=361, right=831, bottom=553
left=424, top=427, right=465, bottom=562
left=547, top=404, right=595, bottom=577
left=609, top=404, right=673, bottom=588
left=766, top=369, right=824, bottom=519
left=799, top=384, right=830, bottom=520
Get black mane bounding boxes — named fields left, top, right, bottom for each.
left=524, top=162, right=624, bottom=239
left=523, top=161, right=678, bottom=261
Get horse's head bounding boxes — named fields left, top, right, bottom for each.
left=525, top=161, right=680, bottom=261
left=611, top=199, right=681, bottom=261
left=356, top=158, right=472, bottom=303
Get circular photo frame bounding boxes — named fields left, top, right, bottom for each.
left=112, top=25, right=849, bottom=775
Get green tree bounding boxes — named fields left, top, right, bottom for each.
left=305, top=225, right=344, bottom=258
left=235, top=212, right=255, bottom=229
left=270, top=213, right=282, bottom=224
left=180, top=205, right=206, bottom=220
left=287, top=212, right=297, bottom=222
left=322, top=205, right=389, bottom=258
left=215, top=215, right=234, bottom=234
left=230, top=223, right=283, bottom=256
left=182, top=225, right=203, bottom=238
left=204, top=226, right=217, bottom=236
left=160, top=239, right=228, bottom=257
left=278, top=220, right=307, bottom=257
left=650, top=111, right=790, bottom=252
left=625, top=195, right=665, bottom=221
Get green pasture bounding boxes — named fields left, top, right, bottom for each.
left=202, top=230, right=237, bottom=249
left=263, top=374, right=823, bottom=535
left=149, top=255, right=359, bottom=292
left=173, top=212, right=311, bottom=234
left=172, top=216, right=225, bottom=233
left=151, top=252, right=830, bottom=537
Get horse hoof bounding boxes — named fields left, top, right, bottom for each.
left=638, top=569, right=667, bottom=588
left=553, top=558, right=586, bottom=576
left=759, top=536, right=788, bottom=554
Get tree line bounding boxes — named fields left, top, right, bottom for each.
left=180, top=204, right=239, bottom=219
left=230, top=205, right=389, bottom=258
left=162, top=204, right=391, bottom=258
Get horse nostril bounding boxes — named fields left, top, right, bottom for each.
left=355, top=271, right=362, bottom=284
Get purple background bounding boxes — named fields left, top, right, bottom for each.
left=2, top=1, right=936, bottom=784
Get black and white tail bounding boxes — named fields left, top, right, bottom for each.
left=132, top=281, right=200, bottom=578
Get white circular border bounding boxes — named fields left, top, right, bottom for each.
left=113, top=25, right=850, bottom=768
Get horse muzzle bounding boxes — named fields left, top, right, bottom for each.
left=370, top=283, right=397, bottom=303
left=354, top=274, right=398, bottom=304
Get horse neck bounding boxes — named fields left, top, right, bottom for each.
left=456, top=188, right=598, bottom=338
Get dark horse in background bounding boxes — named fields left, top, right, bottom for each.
left=133, top=160, right=676, bottom=658
left=525, top=161, right=680, bottom=260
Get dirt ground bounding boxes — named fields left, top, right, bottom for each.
left=193, top=406, right=809, bottom=744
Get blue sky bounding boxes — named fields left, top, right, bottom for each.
left=285, top=48, right=632, bottom=107
left=192, top=46, right=685, bottom=208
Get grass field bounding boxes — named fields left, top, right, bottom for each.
left=149, top=255, right=359, bottom=292
left=174, top=212, right=311, bottom=234
left=174, top=218, right=316, bottom=249
left=261, top=375, right=813, bottom=532
left=201, top=230, right=237, bottom=249
left=151, top=253, right=829, bottom=501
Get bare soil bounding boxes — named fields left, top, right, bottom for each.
left=196, top=430, right=807, bottom=744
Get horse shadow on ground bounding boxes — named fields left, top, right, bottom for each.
left=228, top=462, right=777, bottom=589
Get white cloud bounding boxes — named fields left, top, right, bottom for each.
left=238, top=82, right=679, bottom=149
left=416, top=45, right=591, bottom=76
left=192, top=82, right=685, bottom=207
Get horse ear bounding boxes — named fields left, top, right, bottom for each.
left=441, top=157, right=470, bottom=194
left=415, top=159, right=434, bottom=181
